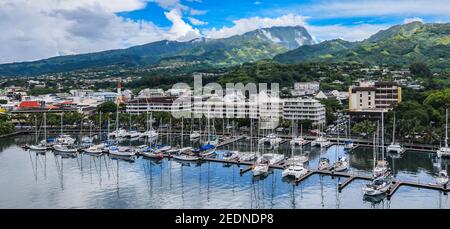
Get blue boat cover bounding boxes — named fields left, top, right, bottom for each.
left=200, top=144, right=215, bottom=151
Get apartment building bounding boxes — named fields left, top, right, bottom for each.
left=283, top=98, right=326, bottom=125
left=292, top=81, right=320, bottom=97
left=349, top=81, right=402, bottom=118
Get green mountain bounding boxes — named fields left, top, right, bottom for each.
left=275, top=22, right=450, bottom=71
left=0, top=26, right=314, bottom=76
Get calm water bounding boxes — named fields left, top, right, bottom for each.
left=0, top=134, right=449, bottom=209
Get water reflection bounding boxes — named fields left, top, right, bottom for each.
left=0, top=135, right=449, bottom=208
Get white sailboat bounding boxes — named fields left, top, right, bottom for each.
left=344, top=119, right=354, bottom=151
left=362, top=176, right=392, bottom=196
left=373, top=113, right=390, bottom=179
left=387, top=113, right=404, bottom=154
left=55, top=113, right=76, bottom=145
left=282, top=154, right=309, bottom=179
left=290, top=121, right=307, bottom=146
left=437, top=108, right=450, bottom=158
left=333, top=124, right=349, bottom=172
left=29, top=114, right=48, bottom=151
left=311, top=124, right=331, bottom=148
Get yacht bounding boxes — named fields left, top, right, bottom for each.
left=141, top=149, right=164, bottom=160
left=128, top=130, right=141, bottom=139
left=387, top=113, right=404, bottom=154
left=172, top=153, right=199, bottom=161
left=290, top=137, right=308, bottom=147
left=282, top=163, right=308, bottom=179
left=190, top=131, right=201, bottom=141
left=437, top=109, right=450, bottom=158
left=108, top=146, right=136, bottom=157
left=55, top=134, right=76, bottom=146
left=286, top=155, right=309, bottom=164
left=260, top=153, right=285, bottom=165
left=311, top=136, right=331, bottom=148
left=195, top=143, right=216, bottom=158
left=362, top=176, right=392, bottom=196
left=332, top=156, right=349, bottom=172
left=258, top=133, right=282, bottom=146
left=53, top=144, right=78, bottom=153
left=223, top=151, right=240, bottom=161
left=84, top=144, right=104, bottom=155
left=318, top=157, right=331, bottom=170
left=28, top=144, right=48, bottom=151
left=252, top=158, right=270, bottom=176
left=436, top=170, right=449, bottom=185
left=373, top=160, right=390, bottom=179
left=109, top=128, right=127, bottom=139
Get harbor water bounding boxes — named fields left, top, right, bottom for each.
left=0, top=134, right=449, bottom=209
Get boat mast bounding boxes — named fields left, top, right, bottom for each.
left=392, top=113, right=396, bottom=144
left=115, top=103, right=119, bottom=132
left=250, top=118, right=253, bottom=153
left=381, top=112, right=385, bottom=161
left=44, top=113, right=47, bottom=143
left=445, top=108, right=448, bottom=148
left=181, top=117, right=184, bottom=148
left=60, top=113, right=63, bottom=135
left=99, top=111, right=102, bottom=141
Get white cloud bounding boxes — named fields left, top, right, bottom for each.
left=204, top=14, right=309, bottom=39
left=0, top=0, right=201, bottom=63
left=403, top=17, right=424, bottom=24
left=254, top=1, right=261, bottom=5
left=188, top=17, right=208, bottom=26
left=307, top=24, right=390, bottom=42
left=288, top=0, right=450, bottom=18
left=165, top=9, right=201, bottom=41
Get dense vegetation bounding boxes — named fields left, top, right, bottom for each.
left=275, top=22, right=450, bottom=72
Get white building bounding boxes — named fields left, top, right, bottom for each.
left=283, top=98, right=326, bottom=125
left=138, top=88, right=166, bottom=98
left=292, top=81, right=320, bottom=97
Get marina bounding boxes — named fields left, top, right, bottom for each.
left=1, top=131, right=450, bottom=209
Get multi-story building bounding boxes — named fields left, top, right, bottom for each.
left=283, top=98, right=326, bottom=125
left=348, top=81, right=402, bottom=118
left=126, top=97, right=191, bottom=114
left=292, top=81, right=320, bottom=97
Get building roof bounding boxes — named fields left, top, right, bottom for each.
left=18, top=101, right=41, bottom=109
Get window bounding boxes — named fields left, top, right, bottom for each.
left=368, top=102, right=371, bottom=106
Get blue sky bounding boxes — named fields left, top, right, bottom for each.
left=0, top=0, right=449, bottom=63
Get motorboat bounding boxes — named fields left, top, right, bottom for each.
left=252, top=158, right=269, bottom=176
left=53, top=144, right=78, bottom=153
left=387, top=142, right=404, bottom=154
left=362, top=177, right=392, bottom=196
left=344, top=139, right=354, bottom=151
left=311, top=137, right=331, bottom=148
left=190, top=131, right=201, bottom=141
left=109, top=128, right=127, bottom=139
left=285, top=155, right=309, bottom=164
left=318, top=157, right=331, bottom=170
left=373, top=160, right=390, bottom=179
left=55, top=134, right=76, bottom=145
left=128, top=130, right=141, bottom=139
left=290, top=137, right=308, bottom=146
left=222, top=151, right=240, bottom=161
left=84, top=144, right=103, bottom=155
left=258, top=134, right=282, bottom=146
left=282, top=163, right=308, bottom=179
left=436, top=170, right=449, bottom=185
left=238, top=152, right=257, bottom=162
left=141, top=149, right=164, bottom=160
left=28, top=144, right=48, bottom=152
left=260, top=153, right=285, bottom=165
left=108, top=146, right=136, bottom=157
left=172, top=153, right=199, bottom=161
left=332, top=156, right=349, bottom=172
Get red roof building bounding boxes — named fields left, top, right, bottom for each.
left=18, top=101, right=41, bottom=109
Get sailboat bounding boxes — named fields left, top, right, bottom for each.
left=190, top=118, right=201, bottom=141
left=437, top=108, right=450, bottom=158
left=28, top=114, right=48, bottom=152
left=373, top=113, right=390, bottom=179
left=387, top=113, right=404, bottom=154
left=311, top=123, right=331, bottom=148
left=237, top=118, right=257, bottom=162
left=282, top=152, right=309, bottom=179
left=290, top=121, right=307, bottom=146
left=318, top=157, right=331, bottom=170
left=55, top=113, right=76, bottom=146
left=344, top=119, right=354, bottom=151
left=333, top=124, right=349, bottom=172
left=436, top=170, right=449, bottom=185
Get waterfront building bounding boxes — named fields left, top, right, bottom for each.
left=283, top=97, right=326, bottom=125
left=348, top=81, right=402, bottom=118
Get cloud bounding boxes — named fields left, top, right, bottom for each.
left=403, top=17, right=424, bottom=24
left=165, top=9, right=201, bottom=41
left=204, top=14, right=308, bottom=39
left=307, top=24, right=390, bottom=42
left=286, top=0, right=450, bottom=18
left=188, top=17, right=208, bottom=26
left=254, top=1, right=261, bottom=5
left=190, top=9, right=207, bottom=15
left=0, top=0, right=200, bottom=64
